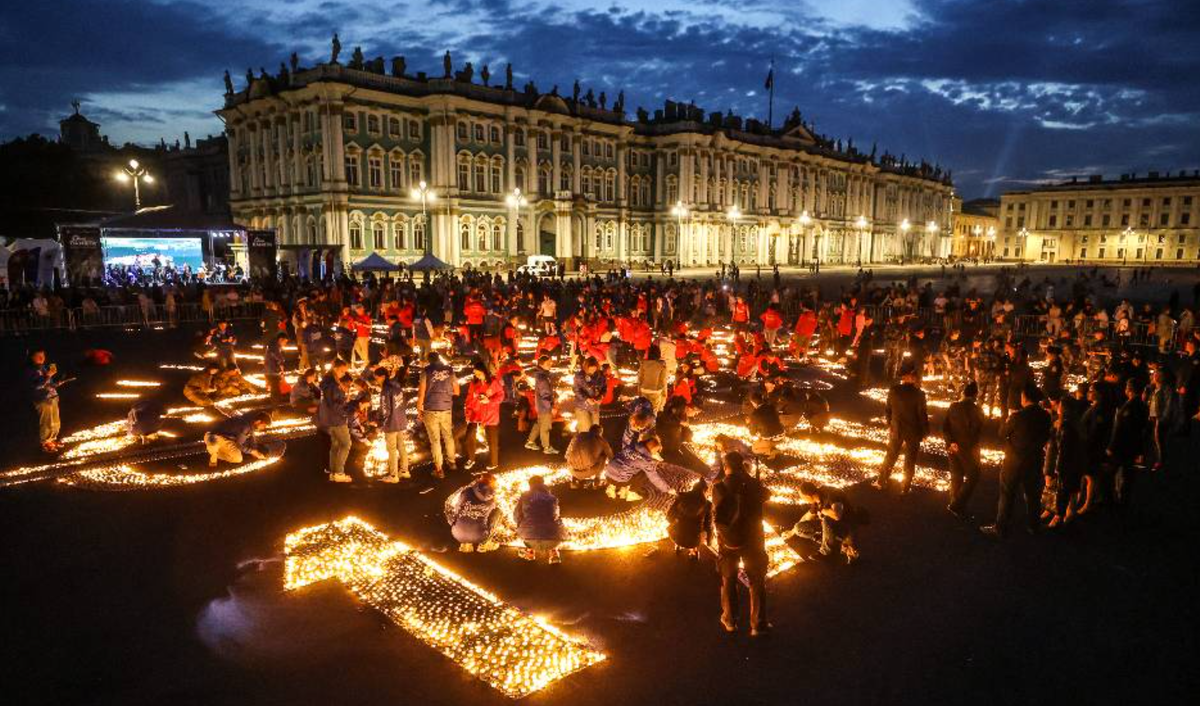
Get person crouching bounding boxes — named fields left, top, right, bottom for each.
left=446, top=474, right=501, bottom=553
left=514, top=475, right=566, bottom=564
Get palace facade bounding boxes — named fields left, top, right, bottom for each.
left=219, top=52, right=953, bottom=269
left=998, top=171, right=1200, bottom=264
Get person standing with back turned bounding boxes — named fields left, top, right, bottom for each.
left=713, top=452, right=771, bottom=636
left=418, top=350, right=460, bottom=479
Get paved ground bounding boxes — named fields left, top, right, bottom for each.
left=2, top=272, right=1199, bottom=706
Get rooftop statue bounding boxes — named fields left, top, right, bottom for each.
left=443, top=51, right=452, bottom=78
left=391, top=56, right=406, bottom=77
left=331, top=33, right=341, bottom=63
left=505, top=63, right=513, bottom=90
left=223, top=70, right=233, bottom=95
left=480, top=64, right=490, bottom=86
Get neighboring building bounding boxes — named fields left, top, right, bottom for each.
left=218, top=53, right=953, bottom=269
left=950, top=198, right=999, bottom=259
left=59, top=101, right=108, bottom=153
left=163, top=134, right=231, bottom=216
left=999, top=171, right=1200, bottom=264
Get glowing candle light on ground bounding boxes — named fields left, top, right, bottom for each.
left=283, top=517, right=605, bottom=698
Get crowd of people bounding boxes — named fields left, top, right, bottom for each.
left=22, top=262, right=1200, bottom=635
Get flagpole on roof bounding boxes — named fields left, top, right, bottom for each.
left=765, top=56, right=776, bottom=130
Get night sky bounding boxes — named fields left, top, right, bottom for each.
left=1, top=0, right=1197, bottom=198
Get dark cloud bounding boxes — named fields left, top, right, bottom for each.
left=1, top=0, right=1196, bottom=197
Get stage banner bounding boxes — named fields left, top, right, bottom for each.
left=247, top=229, right=278, bottom=280
left=59, top=225, right=103, bottom=285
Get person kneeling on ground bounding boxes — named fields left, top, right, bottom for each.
left=289, top=368, right=320, bottom=414
left=667, top=479, right=713, bottom=559
left=126, top=401, right=164, bottom=442
left=784, top=481, right=863, bottom=564
left=514, top=475, right=566, bottom=564
left=446, top=473, right=501, bottom=553
left=184, top=365, right=220, bottom=406
left=605, top=434, right=672, bottom=501
left=747, top=390, right=785, bottom=458
left=204, top=411, right=272, bottom=467
left=566, top=425, right=613, bottom=489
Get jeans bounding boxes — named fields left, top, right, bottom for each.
left=718, top=545, right=768, bottom=630
left=352, top=337, right=370, bottom=368
left=423, top=410, right=455, bottom=471
left=947, top=446, right=980, bottom=512
left=327, top=424, right=351, bottom=475
left=526, top=414, right=552, bottom=449
left=465, top=423, right=499, bottom=468
left=35, top=399, right=60, bottom=443
left=384, top=431, right=409, bottom=477
left=877, top=435, right=921, bottom=491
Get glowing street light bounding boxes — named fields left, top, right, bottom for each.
left=926, top=220, right=939, bottom=259
left=506, top=187, right=527, bottom=256
left=899, top=217, right=912, bottom=263
left=410, top=180, right=437, bottom=255
left=114, top=158, right=153, bottom=210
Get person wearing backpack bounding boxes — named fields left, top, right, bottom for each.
left=712, top=452, right=771, bottom=636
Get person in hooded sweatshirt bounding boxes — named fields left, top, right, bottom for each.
left=446, top=474, right=501, bottom=553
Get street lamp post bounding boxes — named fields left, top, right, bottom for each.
left=506, top=187, right=528, bottom=259
left=114, top=159, right=153, bottom=210
left=799, top=210, right=811, bottom=266
left=899, top=218, right=911, bottom=263
left=670, top=200, right=689, bottom=268
left=410, top=180, right=437, bottom=256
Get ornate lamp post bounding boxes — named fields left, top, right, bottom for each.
left=799, top=210, right=812, bottom=265
left=670, top=200, right=689, bottom=267
left=506, top=187, right=528, bottom=257
left=410, top=180, right=437, bottom=255
left=114, top=159, right=153, bottom=210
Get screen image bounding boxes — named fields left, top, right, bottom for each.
left=101, top=237, right=205, bottom=271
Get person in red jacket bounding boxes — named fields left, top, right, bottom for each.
left=464, top=360, right=505, bottom=470
left=793, top=306, right=818, bottom=361
left=836, top=304, right=855, bottom=354
left=732, top=297, right=750, bottom=329
left=761, top=305, right=784, bottom=347
left=600, top=363, right=620, bottom=405
left=463, top=295, right=487, bottom=343
left=671, top=361, right=699, bottom=405
left=349, top=304, right=373, bottom=369
left=630, top=317, right=653, bottom=357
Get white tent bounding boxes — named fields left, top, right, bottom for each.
left=1, top=238, right=68, bottom=289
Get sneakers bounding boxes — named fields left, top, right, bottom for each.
left=329, top=472, right=352, bottom=483
left=459, top=543, right=475, bottom=553
left=432, top=467, right=445, bottom=479
left=720, top=617, right=738, bottom=633
left=542, top=446, right=560, bottom=455
left=477, top=540, right=500, bottom=553
left=524, top=441, right=540, bottom=451
left=464, top=459, right=476, bottom=471
left=517, top=548, right=536, bottom=561
left=380, top=474, right=401, bottom=484
left=547, top=550, right=562, bottom=565
left=750, top=623, right=774, bottom=637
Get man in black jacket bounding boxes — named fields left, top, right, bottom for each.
left=873, top=363, right=929, bottom=495
left=981, top=384, right=1053, bottom=538
left=713, top=452, right=770, bottom=636
left=944, top=381, right=984, bottom=519
left=1108, top=378, right=1150, bottom=511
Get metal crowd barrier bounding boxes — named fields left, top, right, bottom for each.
left=0, top=301, right=266, bottom=335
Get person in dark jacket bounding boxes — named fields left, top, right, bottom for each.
left=572, top=356, right=605, bottom=433
left=981, top=384, right=1053, bottom=538
left=523, top=355, right=558, bottom=454
left=445, top=474, right=501, bottom=552
left=126, top=401, right=164, bottom=440
left=1043, top=392, right=1085, bottom=527
left=713, top=452, right=770, bottom=636
left=264, top=332, right=288, bottom=402
left=1108, top=378, right=1150, bottom=512
left=873, top=363, right=929, bottom=494
left=944, top=382, right=985, bottom=519
left=786, top=481, right=860, bottom=563
left=316, top=360, right=354, bottom=483
left=374, top=365, right=409, bottom=482
left=1077, top=384, right=1109, bottom=515
left=514, top=475, right=566, bottom=564
left=289, top=368, right=320, bottom=414
left=656, top=396, right=709, bottom=475
left=667, top=479, right=713, bottom=558
left=204, top=411, right=271, bottom=467
left=747, top=390, right=785, bottom=457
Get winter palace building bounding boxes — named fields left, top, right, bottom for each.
left=219, top=50, right=954, bottom=270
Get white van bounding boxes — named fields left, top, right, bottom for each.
left=517, top=254, right=557, bottom=277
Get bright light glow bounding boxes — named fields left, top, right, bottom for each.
left=96, top=392, right=141, bottom=399
left=116, top=379, right=161, bottom=388
left=283, top=517, right=605, bottom=698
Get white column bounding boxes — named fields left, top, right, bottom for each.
left=226, top=122, right=241, bottom=199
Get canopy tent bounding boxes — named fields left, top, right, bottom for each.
left=352, top=252, right=402, bottom=272
left=406, top=253, right=453, bottom=272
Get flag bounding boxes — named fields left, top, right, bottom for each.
left=764, top=68, right=774, bottom=91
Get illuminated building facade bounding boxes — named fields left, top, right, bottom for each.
left=950, top=198, right=999, bottom=258
left=998, top=171, right=1200, bottom=264
left=219, top=54, right=953, bottom=269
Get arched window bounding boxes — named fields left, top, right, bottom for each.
left=460, top=219, right=472, bottom=250
left=350, top=221, right=364, bottom=250
left=666, top=176, right=678, bottom=204
left=561, top=166, right=572, bottom=192
left=538, top=166, right=550, bottom=194
left=413, top=218, right=426, bottom=251
left=393, top=216, right=409, bottom=250
left=492, top=221, right=504, bottom=251
left=594, top=223, right=603, bottom=251
left=457, top=154, right=470, bottom=190
left=605, top=170, right=616, bottom=202
left=389, top=151, right=405, bottom=190
left=408, top=152, right=423, bottom=185
left=491, top=157, right=503, bottom=193
left=605, top=222, right=615, bottom=250
left=666, top=223, right=677, bottom=253
left=372, top=220, right=386, bottom=250
left=515, top=165, right=526, bottom=191
left=474, top=158, right=487, bottom=193
left=477, top=220, right=489, bottom=250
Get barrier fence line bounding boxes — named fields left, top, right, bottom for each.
left=0, top=302, right=266, bottom=335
